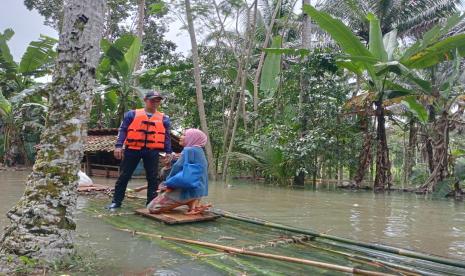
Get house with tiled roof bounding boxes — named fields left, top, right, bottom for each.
left=82, top=128, right=182, bottom=178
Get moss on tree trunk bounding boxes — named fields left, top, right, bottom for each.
left=0, top=0, right=105, bottom=260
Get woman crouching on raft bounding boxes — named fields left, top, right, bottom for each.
left=147, top=128, right=210, bottom=215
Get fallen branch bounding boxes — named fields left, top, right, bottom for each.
left=117, top=228, right=393, bottom=276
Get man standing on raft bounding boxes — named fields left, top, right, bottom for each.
left=106, top=91, right=172, bottom=210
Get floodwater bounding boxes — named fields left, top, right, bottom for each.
left=1, top=171, right=465, bottom=274
left=0, top=171, right=220, bottom=275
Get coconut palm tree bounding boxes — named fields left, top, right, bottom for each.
left=321, top=0, right=461, bottom=40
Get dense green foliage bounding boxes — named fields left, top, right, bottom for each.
left=1, top=0, right=464, bottom=193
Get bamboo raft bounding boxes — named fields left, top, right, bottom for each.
left=84, top=198, right=465, bottom=275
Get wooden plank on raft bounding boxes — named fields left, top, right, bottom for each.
left=135, top=208, right=221, bottom=225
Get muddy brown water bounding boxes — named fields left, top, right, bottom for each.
left=1, top=171, right=464, bottom=274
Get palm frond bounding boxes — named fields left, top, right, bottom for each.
left=395, top=0, right=461, bottom=37
left=228, top=151, right=263, bottom=167
left=258, top=0, right=273, bottom=25
left=321, top=0, right=461, bottom=40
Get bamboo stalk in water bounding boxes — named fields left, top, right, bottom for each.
left=215, top=210, right=465, bottom=269
left=118, top=228, right=394, bottom=276
left=307, top=243, right=424, bottom=276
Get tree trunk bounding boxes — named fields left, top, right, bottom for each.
left=353, top=131, right=372, bottom=185
left=240, top=1, right=258, bottom=133
left=222, top=79, right=241, bottom=162
left=222, top=90, right=243, bottom=181
left=0, top=0, right=104, bottom=260
left=425, top=105, right=435, bottom=173
left=402, top=119, right=417, bottom=186
left=353, top=106, right=372, bottom=186
left=294, top=0, right=312, bottom=186
left=134, top=0, right=145, bottom=71
left=374, top=102, right=392, bottom=191
left=301, top=0, right=312, bottom=47
left=253, top=0, right=282, bottom=132
left=222, top=0, right=258, bottom=181
left=184, top=0, right=217, bottom=178
left=338, top=162, right=343, bottom=184
left=420, top=111, right=449, bottom=191
left=3, top=124, right=24, bottom=167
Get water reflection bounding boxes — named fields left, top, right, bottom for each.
left=205, top=180, right=465, bottom=260
left=1, top=171, right=464, bottom=261
left=0, top=171, right=219, bottom=275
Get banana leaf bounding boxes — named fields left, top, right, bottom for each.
left=260, top=36, right=282, bottom=97
left=402, top=13, right=465, bottom=61
left=0, top=28, right=17, bottom=76
left=302, top=5, right=372, bottom=59
left=367, top=13, right=387, bottom=62
left=402, top=34, right=465, bottom=69
left=401, top=96, right=428, bottom=123
left=19, top=35, right=57, bottom=76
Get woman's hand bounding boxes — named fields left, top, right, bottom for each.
left=158, top=182, right=173, bottom=193
left=157, top=182, right=167, bottom=192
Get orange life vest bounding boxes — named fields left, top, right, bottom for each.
left=124, top=109, right=166, bottom=150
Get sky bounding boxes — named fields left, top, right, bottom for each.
left=2, top=1, right=464, bottom=62
left=0, top=1, right=57, bottom=60
left=0, top=0, right=190, bottom=61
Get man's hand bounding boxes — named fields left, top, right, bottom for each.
left=166, top=152, right=176, bottom=163
left=114, top=148, right=123, bottom=160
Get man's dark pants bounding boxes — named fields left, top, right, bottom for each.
left=112, top=148, right=159, bottom=206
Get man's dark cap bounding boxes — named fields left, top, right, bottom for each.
left=144, top=91, right=164, bottom=100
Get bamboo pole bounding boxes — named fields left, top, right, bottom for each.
left=118, top=228, right=393, bottom=276
left=306, top=243, right=425, bottom=276
left=215, top=210, right=465, bottom=269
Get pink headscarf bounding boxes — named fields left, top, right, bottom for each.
left=183, top=128, right=207, bottom=148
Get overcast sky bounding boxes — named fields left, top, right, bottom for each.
left=0, top=1, right=190, bottom=61
left=4, top=1, right=460, bottom=62
left=0, top=1, right=57, bottom=60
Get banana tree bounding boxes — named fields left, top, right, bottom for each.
left=0, top=29, right=56, bottom=165
left=303, top=5, right=465, bottom=190
left=382, top=15, right=465, bottom=192
left=0, top=29, right=56, bottom=93
left=91, top=61, right=193, bottom=128
left=96, top=34, right=141, bottom=126
left=415, top=54, right=465, bottom=191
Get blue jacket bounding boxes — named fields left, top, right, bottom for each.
left=115, top=109, right=172, bottom=153
left=167, top=147, right=208, bottom=200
